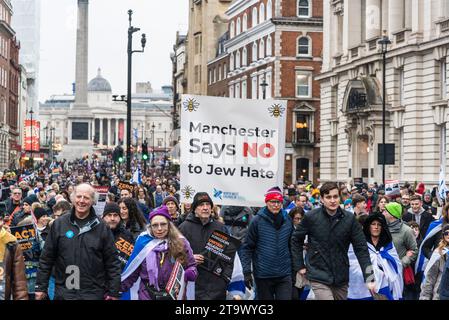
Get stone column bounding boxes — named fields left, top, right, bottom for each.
left=99, top=118, right=103, bottom=145
left=366, top=0, right=381, bottom=39
left=107, top=118, right=111, bottom=147
left=92, top=119, right=96, bottom=142
left=388, top=0, right=404, bottom=34
left=73, top=0, right=89, bottom=109
left=381, top=0, right=389, bottom=34
left=115, top=119, right=119, bottom=146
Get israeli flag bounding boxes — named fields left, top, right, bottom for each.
left=121, top=230, right=195, bottom=300
left=133, top=128, right=138, bottom=143
left=438, top=165, right=448, bottom=203
left=348, top=243, right=403, bottom=300
left=130, top=167, right=142, bottom=185
left=285, top=201, right=296, bottom=214
left=226, top=253, right=246, bottom=299
left=415, top=218, right=443, bottom=276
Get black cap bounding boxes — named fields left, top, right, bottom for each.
left=102, top=202, right=121, bottom=217
left=33, top=207, right=48, bottom=221
left=191, top=192, right=213, bottom=212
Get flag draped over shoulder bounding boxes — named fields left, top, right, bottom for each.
left=348, top=243, right=403, bottom=300
left=415, top=218, right=443, bottom=275
left=130, top=167, right=142, bottom=185
left=120, top=231, right=195, bottom=300
left=438, top=165, right=449, bottom=204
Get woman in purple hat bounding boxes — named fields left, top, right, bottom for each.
left=120, top=205, right=198, bottom=300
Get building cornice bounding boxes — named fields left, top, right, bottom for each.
left=208, top=53, right=229, bottom=66
left=226, top=0, right=257, bottom=17
left=225, top=20, right=275, bottom=52
left=0, top=21, right=15, bottom=37
left=271, top=17, right=323, bottom=27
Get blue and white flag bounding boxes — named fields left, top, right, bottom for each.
left=415, top=218, right=443, bottom=275
left=285, top=201, right=296, bottom=214
left=438, top=165, right=449, bottom=204
left=130, top=167, right=142, bottom=185
left=226, top=253, right=246, bottom=299
left=121, top=230, right=195, bottom=300
left=133, top=128, right=138, bottom=143
left=348, top=243, right=403, bottom=300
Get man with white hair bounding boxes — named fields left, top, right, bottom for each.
left=35, top=183, right=121, bottom=300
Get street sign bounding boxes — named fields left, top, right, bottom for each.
left=378, top=143, right=395, bottom=165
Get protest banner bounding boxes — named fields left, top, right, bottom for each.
left=165, top=261, right=186, bottom=300
left=180, top=95, right=286, bottom=207
left=199, top=230, right=241, bottom=282
left=115, top=236, right=134, bottom=269
left=93, top=185, right=110, bottom=217
left=117, top=181, right=137, bottom=194
left=10, top=224, right=39, bottom=262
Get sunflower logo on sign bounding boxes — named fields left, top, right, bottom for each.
left=268, top=104, right=285, bottom=118
left=181, top=185, right=195, bottom=200
left=183, top=98, right=200, bottom=112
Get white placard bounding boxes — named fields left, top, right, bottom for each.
left=180, top=95, right=286, bottom=207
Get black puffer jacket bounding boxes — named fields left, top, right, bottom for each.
left=35, top=207, right=121, bottom=300
left=220, top=206, right=253, bottom=242
left=178, top=213, right=227, bottom=300
left=291, top=206, right=373, bottom=287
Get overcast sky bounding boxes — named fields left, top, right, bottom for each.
left=38, top=0, right=188, bottom=102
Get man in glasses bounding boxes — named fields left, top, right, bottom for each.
left=291, top=182, right=375, bottom=300
left=0, top=188, right=22, bottom=226
left=240, top=186, right=294, bottom=300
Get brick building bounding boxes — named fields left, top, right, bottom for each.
left=207, top=0, right=323, bottom=184
left=0, top=0, right=20, bottom=170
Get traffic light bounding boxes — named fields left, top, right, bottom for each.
left=114, top=145, right=124, bottom=163
left=142, top=141, right=148, bottom=161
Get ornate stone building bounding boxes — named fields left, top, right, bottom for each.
left=318, top=0, right=449, bottom=185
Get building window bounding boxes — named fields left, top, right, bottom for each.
left=267, top=0, right=272, bottom=19
left=243, top=13, right=248, bottom=32
left=260, top=3, right=265, bottom=23
left=230, top=21, right=235, bottom=38
left=158, top=123, right=162, bottom=130
left=252, top=7, right=258, bottom=27
left=236, top=82, right=241, bottom=98
left=242, top=80, right=247, bottom=99
left=230, top=85, right=235, bottom=98
left=252, top=42, right=258, bottom=62
left=266, top=72, right=272, bottom=99
left=194, top=34, right=202, bottom=54
left=258, top=74, right=265, bottom=99
left=297, top=0, right=310, bottom=17
left=230, top=52, right=234, bottom=71
left=236, top=18, right=241, bottom=35
left=213, top=68, right=216, bottom=83
left=441, top=60, right=447, bottom=99
left=259, top=39, right=265, bottom=59
left=194, top=65, right=201, bottom=83
left=252, top=76, right=257, bottom=99
left=223, top=63, right=227, bottom=79
left=266, top=36, right=272, bottom=56
left=242, top=47, right=247, bottom=66
left=297, top=36, right=310, bottom=56
left=157, top=138, right=163, bottom=147
left=208, top=69, right=212, bottom=85
left=296, top=72, right=311, bottom=97
left=236, top=51, right=241, bottom=69
left=218, top=65, right=222, bottom=81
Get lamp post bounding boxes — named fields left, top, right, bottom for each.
left=125, top=9, right=146, bottom=174
left=28, top=107, right=34, bottom=168
left=50, top=127, right=56, bottom=161
left=151, top=122, right=155, bottom=168
left=44, top=125, right=49, bottom=146
left=260, top=74, right=268, bottom=100
left=378, top=31, right=391, bottom=187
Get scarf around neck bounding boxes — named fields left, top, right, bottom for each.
left=145, top=240, right=169, bottom=291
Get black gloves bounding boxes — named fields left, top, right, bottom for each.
left=244, top=272, right=253, bottom=289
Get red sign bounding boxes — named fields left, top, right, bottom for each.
left=24, top=120, right=40, bottom=152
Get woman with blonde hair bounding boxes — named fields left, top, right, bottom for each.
left=420, top=224, right=449, bottom=300
left=121, top=205, right=197, bottom=300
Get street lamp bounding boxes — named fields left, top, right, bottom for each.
left=44, top=125, right=49, bottom=146
left=260, top=74, right=268, bottom=100
left=125, top=9, right=146, bottom=174
left=378, top=30, right=391, bottom=187
left=50, top=127, right=56, bottom=161
left=151, top=122, right=155, bottom=168
left=28, top=107, right=34, bottom=168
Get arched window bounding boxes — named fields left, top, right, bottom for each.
left=236, top=17, right=241, bottom=35
left=259, top=3, right=265, bottom=23
left=230, top=21, right=235, bottom=38
left=267, top=0, right=273, bottom=19
left=297, top=0, right=310, bottom=17
left=252, top=42, right=258, bottom=62
left=230, top=52, right=234, bottom=71
left=266, top=36, right=272, bottom=56
left=252, top=7, right=258, bottom=27
left=297, top=36, right=311, bottom=56
left=236, top=50, right=241, bottom=69
left=259, top=39, right=265, bottom=59
left=243, top=13, right=248, bottom=32
left=242, top=47, right=247, bottom=66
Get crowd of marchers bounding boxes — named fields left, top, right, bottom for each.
left=0, top=160, right=448, bottom=300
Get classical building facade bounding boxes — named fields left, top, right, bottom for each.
left=38, top=70, right=175, bottom=161
left=207, top=0, right=323, bottom=184
left=318, top=0, right=449, bottom=185
left=186, top=0, right=232, bottom=95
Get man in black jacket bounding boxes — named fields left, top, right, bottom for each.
left=290, top=182, right=375, bottom=300
left=35, top=183, right=121, bottom=300
left=178, top=192, right=229, bottom=300
left=402, top=195, right=434, bottom=238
